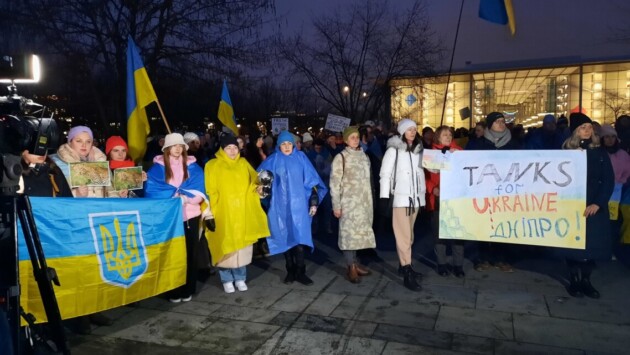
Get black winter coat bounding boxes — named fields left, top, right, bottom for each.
left=560, top=147, right=615, bottom=261
left=22, top=162, right=73, bottom=198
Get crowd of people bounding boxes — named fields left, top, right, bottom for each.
left=15, top=112, right=630, bottom=334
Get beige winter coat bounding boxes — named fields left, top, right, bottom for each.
left=50, top=143, right=109, bottom=198
left=330, top=147, right=376, bottom=250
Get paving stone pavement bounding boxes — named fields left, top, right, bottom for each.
left=65, top=225, right=630, bottom=355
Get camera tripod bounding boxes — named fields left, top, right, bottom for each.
left=0, top=194, right=70, bottom=354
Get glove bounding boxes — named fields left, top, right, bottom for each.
left=309, top=188, right=319, bottom=208
left=204, top=218, right=216, bottom=232
left=441, top=146, right=451, bottom=154
left=378, top=198, right=391, bottom=216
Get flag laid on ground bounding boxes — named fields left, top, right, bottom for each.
left=18, top=197, right=186, bottom=323
left=217, top=80, right=238, bottom=135
left=479, top=0, right=516, bottom=36
left=127, top=36, right=158, bottom=162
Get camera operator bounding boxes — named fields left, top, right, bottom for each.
left=20, top=150, right=72, bottom=198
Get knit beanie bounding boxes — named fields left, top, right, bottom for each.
left=302, top=132, right=313, bottom=143
left=485, top=112, right=505, bottom=129
left=67, top=126, right=93, bottom=142
left=220, top=135, right=238, bottom=149
left=105, top=136, right=127, bottom=155
left=343, top=126, right=359, bottom=142
left=569, top=113, right=592, bottom=132
left=183, top=132, right=200, bottom=144
left=396, top=119, right=417, bottom=136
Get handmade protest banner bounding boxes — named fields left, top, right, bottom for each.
left=325, top=114, right=351, bottom=132
left=439, top=150, right=587, bottom=249
left=271, top=117, right=289, bottom=135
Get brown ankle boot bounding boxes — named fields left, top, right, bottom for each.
left=347, top=264, right=361, bottom=283
left=355, top=264, right=371, bottom=276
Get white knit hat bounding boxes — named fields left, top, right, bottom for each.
left=162, top=133, right=189, bottom=152
left=302, top=132, right=313, bottom=143
left=183, top=132, right=200, bottom=144
left=397, top=119, right=417, bottom=136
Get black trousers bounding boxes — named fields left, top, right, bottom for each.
left=171, top=217, right=199, bottom=298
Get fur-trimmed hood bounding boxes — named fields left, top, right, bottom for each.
left=386, top=135, right=423, bottom=154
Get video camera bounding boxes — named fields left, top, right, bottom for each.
left=0, top=55, right=59, bottom=195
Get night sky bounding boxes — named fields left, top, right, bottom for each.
left=274, top=0, right=630, bottom=71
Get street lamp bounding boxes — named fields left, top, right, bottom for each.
left=342, top=86, right=350, bottom=94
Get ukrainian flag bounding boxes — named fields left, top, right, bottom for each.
left=18, top=197, right=186, bottom=323
left=127, top=36, right=158, bottom=162
left=479, top=0, right=516, bottom=36
left=217, top=80, right=239, bottom=135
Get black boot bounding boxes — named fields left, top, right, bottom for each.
left=284, top=252, right=295, bottom=284
left=398, top=264, right=422, bottom=277
left=566, top=260, right=583, bottom=298
left=295, top=266, right=313, bottom=286
left=402, top=265, right=421, bottom=291
left=580, top=260, right=600, bottom=299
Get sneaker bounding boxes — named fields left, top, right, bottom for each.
left=223, top=282, right=235, bottom=294
left=474, top=261, right=491, bottom=272
left=181, top=295, right=192, bottom=302
left=234, top=280, right=248, bottom=292
left=494, top=262, right=514, bottom=273
left=169, top=298, right=182, bottom=303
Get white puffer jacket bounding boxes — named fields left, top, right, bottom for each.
left=379, top=135, right=425, bottom=209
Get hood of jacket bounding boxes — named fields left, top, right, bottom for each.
left=386, top=135, right=423, bottom=154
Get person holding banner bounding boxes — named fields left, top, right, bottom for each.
left=144, top=133, right=208, bottom=303
left=50, top=125, right=108, bottom=198
left=560, top=113, right=614, bottom=299
left=330, top=126, right=376, bottom=283
left=203, top=135, right=270, bottom=293
left=468, top=112, right=519, bottom=273
left=257, top=131, right=328, bottom=286
left=379, top=118, right=425, bottom=291
left=425, top=126, right=465, bottom=278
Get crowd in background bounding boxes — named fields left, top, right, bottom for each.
left=15, top=111, right=630, bottom=335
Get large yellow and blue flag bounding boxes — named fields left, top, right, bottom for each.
left=127, top=36, right=158, bottom=162
left=18, top=197, right=186, bottom=323
left=217, top=80, right=239, bottom=135
left=479, top=0, right=516, bottom=36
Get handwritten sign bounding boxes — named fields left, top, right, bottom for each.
left=271, top=117, right=289, bottom=135
left=439, top=150, right=587, bottom=249
left=325, top=114, right=351, bottom=132
left=422, top=149, right=453, bottom=171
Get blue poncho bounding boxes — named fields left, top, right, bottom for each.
left=258, top=148, right=328, bottom=255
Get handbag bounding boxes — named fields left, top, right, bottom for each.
left=383, top=150, right=398, bottom=217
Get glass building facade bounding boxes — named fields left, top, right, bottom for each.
left=390, top=60, right=630, bottom=129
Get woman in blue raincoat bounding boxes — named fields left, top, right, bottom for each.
left=258, top=131, right=328, bottom=285
left=144, top=133, right=208, bottom=303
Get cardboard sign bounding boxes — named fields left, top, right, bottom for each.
left=271, top=117, right=289, bottom=135
left=439, top=150, right=587, bottom=249
left=325, top=114, right=351, bottom=132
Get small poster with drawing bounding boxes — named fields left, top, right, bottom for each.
left=69, top=161, right=111, bottom=187
left=113, top=166, right=144, bottom=191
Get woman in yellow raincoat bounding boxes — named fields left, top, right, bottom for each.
left=204, top=135, right=270, bottom=293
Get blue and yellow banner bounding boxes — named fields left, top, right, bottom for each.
left=479, top=0, right=516, bottom=36
left=439, top=150, right=587, bottom=249
left=18, top=197, right=185, bottom=323
left=127, top=36, right=158, bottom=162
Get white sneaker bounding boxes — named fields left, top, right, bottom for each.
left=235, top=280, right=248, bottom=292
left=181, top=295, right=192, bottom=302
left=223, top=282, right=235, bottom=294
left=169, top=298, right=182, bottom=303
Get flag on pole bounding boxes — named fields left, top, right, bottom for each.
left=479, top=0, right=516, bottom=36
left=127, top=36, right=158, bottom=162
left=217, top=80, right=238, bottom=135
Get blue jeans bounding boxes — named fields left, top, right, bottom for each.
left=218, top=266, right=247, bottom=283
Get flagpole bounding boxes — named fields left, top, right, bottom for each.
left=439, top=0, right=465, bottom=127
left=155, top=100, right=172, bottom=134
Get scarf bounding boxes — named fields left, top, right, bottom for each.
left=109, top=159, right=135, bottom=170
left=484, top=129, right=512, bottom=148
left=579, top=139, right=592, bottom=150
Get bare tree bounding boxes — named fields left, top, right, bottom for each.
left=3, top=0, right=275, bottom=132
left=599, top=89, right=630, bottom=122
left=277, top=0, right=442, bottom=124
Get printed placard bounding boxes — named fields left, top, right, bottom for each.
left=69, top=161, right=111, bottom=187
left=325, top=114, right=351, bottom=132
left=439, top=150, right=587, bottom=249
left=113, top=166, right=144, bottom=191
left=271, top=117, right=289, bottom=135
